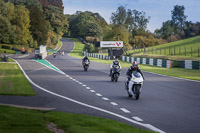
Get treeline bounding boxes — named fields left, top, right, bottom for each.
left=0, top=0, right=68, bottom=49
left=67, top=6, right=165, bottom=52
left=155, top=5, right=200, bottom=42
left=67, top=5, right=200, bottom=52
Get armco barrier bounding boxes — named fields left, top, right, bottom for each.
left=85, top=52, right=200, bottom=70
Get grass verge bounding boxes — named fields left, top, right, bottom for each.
left=68, top=38, right=85, bottom=58
left=0, top=105, right=154, bottom=133
left=127, top=36, right=200, bottom=60
left=0, top=63, right=35, bottom=96
left=67, top=38, right=200, bottom=81
left=48, top=40, right=62, bottom=55
left=0, top=57, right=15, bottom=62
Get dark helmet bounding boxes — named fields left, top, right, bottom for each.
left=132, top=61, right=138, bottom=69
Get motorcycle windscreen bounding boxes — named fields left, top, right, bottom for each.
left=113, top=65, right=119, bottom=69
left=133, top=72, right=141, bottom=78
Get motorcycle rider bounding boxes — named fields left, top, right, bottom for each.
left=82, top=55, right=90, bottom=65
left=53, top=52, right=56, bottom=58
left=126, top=61, right=145, bottom=89
left=109, top=58, right=122, bottom=77
left=61, top=51, right=64, bottom=56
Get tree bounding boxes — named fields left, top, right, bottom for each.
left=171, top=5, right=187, bottom=31
left=184, top=21, right=200, bottom=38
left=29, top=6, right=50, bottom=46
left=110, top=5, right=150, bottom=37
left=110, top=5, right=127, bottom=26
left=154, top=20, right=174, bottom=39
left=3, top=0, right=41, bottom=7
left=44, top=5, right=66, bottom=36
left=85, top=22, right=102, bottom=37
left=0, top=0, right=16, bottom=44
left=104, top=26, right=130, bottom=45
left=131, top=10, right=150, bottom=37
left=13, top=5, right=32, bottom=46
left=69, top=12, right=96, bottom=38
left=3, top=0, right=50, bottom=46
left=0, top=15, right=14, bottom=43
left=125, top=9, right=134, bottom=31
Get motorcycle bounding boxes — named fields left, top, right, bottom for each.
left=83, top=59, right=90, bottom=71
left=111, top=65, right=121, bottom=82
left=125, top=72, right=144, bottom=100
left=61, top=51, right=64, bottom=56
left=53, top=53, right=56, bottom=58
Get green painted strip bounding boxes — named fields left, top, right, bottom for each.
left=33, top=59, right=61, bottom=72
left=16, top=51, right=21, bottom=54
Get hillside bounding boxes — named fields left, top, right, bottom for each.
left=128, top=36, right=200, bottom=60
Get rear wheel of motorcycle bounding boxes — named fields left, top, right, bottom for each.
left=134, top=85, right=140, bottom=100
left=84, top=67, right=87, bottom=71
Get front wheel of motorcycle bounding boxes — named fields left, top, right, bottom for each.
left=115, top=77, right=118, bottom=82
left=134, top=85, right=140, bottom=100
left=84, top=67, right=88, bottom=71
left=111, top=76, right=114, bottom=81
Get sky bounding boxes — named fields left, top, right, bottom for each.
left=63, top=0, right=200, bottom=32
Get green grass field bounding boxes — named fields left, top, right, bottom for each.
left=0, top=48, right=16, bottom=54
left=0, top=63, right=35, bottom=96
left=128, top=36, right=200, bottom=60
left=67, top=38, right=200, bottom=81
left=0, top=105, right=154, bottom=133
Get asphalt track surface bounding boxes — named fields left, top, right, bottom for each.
left=1, top=38, right=200, bottom=133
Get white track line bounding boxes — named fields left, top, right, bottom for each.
left=110, top=102, right=118, bottom=106
left=86, top=87, right=91, bottom=90
left=12, top=57, right=166, bottom=133
left=120, top=108, right=130, bottom=113
left=96, top=93, right=102, bottom=97
left=90, top=90, right=95, bottom=93
left=102, top=97, right=109, bottom=101
left=132, top=117, right=143, bottom=122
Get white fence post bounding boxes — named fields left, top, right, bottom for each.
left=150, top=58, right=153, bottom=65
left=157, top=59, right=162, bottom=67
left=185, top=60, right=192, bottom=69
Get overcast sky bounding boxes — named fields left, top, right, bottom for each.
left=63, top=0, right=200, bottom=32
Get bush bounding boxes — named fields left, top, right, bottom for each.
left=1, top=44, right=12, bottom=50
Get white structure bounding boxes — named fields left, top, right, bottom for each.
left=100, top=41, right=123, bottom=48
left=35, top=45, right=47, bottom=59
